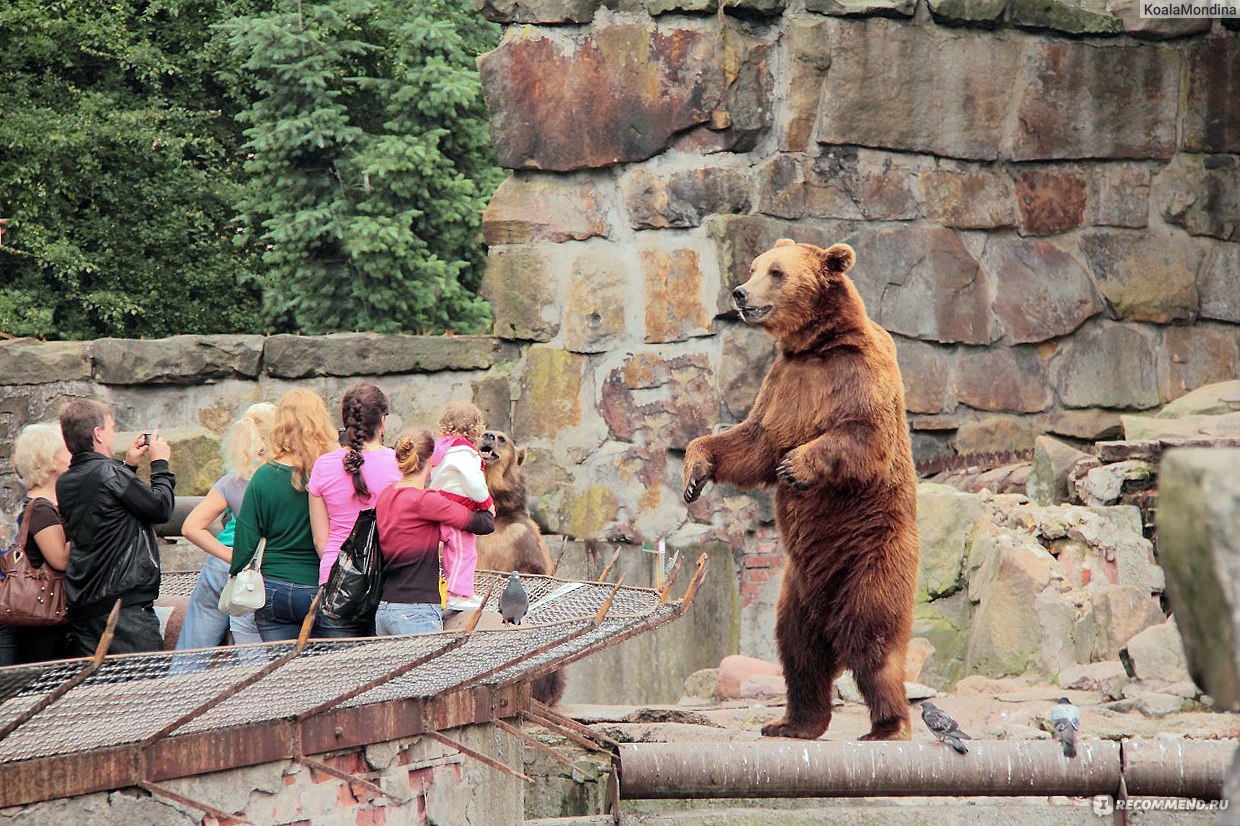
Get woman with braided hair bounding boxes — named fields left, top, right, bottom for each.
left=308, top=382, right=400, bottom=637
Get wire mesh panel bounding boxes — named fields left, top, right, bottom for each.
left=0, top=568, right=695, bottom=770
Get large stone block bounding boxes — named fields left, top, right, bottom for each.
left=1077, top=230, right=1203, bottom=323
left=919, top=167, right=1017, bottom=230
left=480, top=246, right=562, bottom=342
left=91, top=336, right=263, bottom=385
left=480, top=21, right=772, bottom=171
left=475, top=0, right=602, bottom=23
left=718, top=323, right=776, bottom=422
left=1010, top=0, right=1123, bottom=34
left=1055, top=321, right=1160, bottom=410
left=1200, top=243, right=1240, bottom=324
left=1183, top=35, right=1240, bottom=154
left=642, top=247, right=714, bottom=344
left=916, top=484, right=984, bottom=601
left=955, top=347, right=1053, bottom=413
left=913, top=591, right=973, bottom=689
left=782, top=18, right=833, bottom=152
left=1015, top=170, right=1087, bottom=236
left=1156, top=153, right=1240, bottom=242
left=966, top=535, right=1054, bottom=677
left=1027, top=435, right=1092, bottom=506
left=849, top=226, right=995, bottom=345
left=0, top=340, right=90, bottom=386
left=1087, top=162, right=1150, bottom=229
left=893, top=337, right=952, bottom=415
left=1090, top=583, right=1166, bottom=662
left=1010, top=40, right=1179, bottom=161
left=1107, top=0, right=1211, bottom=37
left=816, top=19, right=1021, bottom=161
left=927, top=0, right=1007, bottom=23
left=113, top=427, right=222, bottom=497
left=481, top=176, right=611, bottom=245
left=955, top=415, right=1039, bottom=454
left=562, top=247, right=632, bottom=354
left=807, top=0, right=915, bottom=13
left=598, top=352, right=718, bottom=448
left=1159, top=326, right=1240, bottom=405
left=621, top=164, right=751, bottom=230
left=983, top=237, right=1102, bottom=345
left=805, top=148, right=927, bottom=222
left=1158, top=449, right=1240, bottom=710
left=512, top=346, right=587, bottom=439
left=756, top=154, right=805, bottom=220
left=262, top=334, right=498, bottom=379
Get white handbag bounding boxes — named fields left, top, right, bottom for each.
left=218, top=537, right=267, bottom=617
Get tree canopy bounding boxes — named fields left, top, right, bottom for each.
left=0, top=0, right=501, bottom=340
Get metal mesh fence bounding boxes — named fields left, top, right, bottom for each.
left=0, top=569, right=688, bottom=766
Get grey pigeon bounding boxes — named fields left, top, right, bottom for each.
left=498, top=571, right=528, bottom=626
left=920, top=701, right=972, bottom=755
left=1050, top=697, right=1079, bottom=758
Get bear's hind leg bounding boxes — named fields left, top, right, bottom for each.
left=761, top=633, right=840, bottom=740
left=854, top=644, right=912, bottom=741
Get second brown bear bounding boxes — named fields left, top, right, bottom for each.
left=683, top=238, right=920, bottom=741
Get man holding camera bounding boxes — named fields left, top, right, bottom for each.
left=57, top=399, right=175, bottom=655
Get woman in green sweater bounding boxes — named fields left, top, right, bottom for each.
left=230, top=389, right=338, bottom=641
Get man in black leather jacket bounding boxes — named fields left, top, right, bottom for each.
left=57, top=399, right=175, bottom=656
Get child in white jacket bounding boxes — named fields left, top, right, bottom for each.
left=429, top=401, right=493, bottom=612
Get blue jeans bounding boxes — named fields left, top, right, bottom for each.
left=254, top=578, right=320, bottom=642
left=374, top=601, right=441, bottom=636
left=177, top=556, right=262, bottom=649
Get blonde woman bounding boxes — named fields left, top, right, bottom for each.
left=178, top=403, right=276, bottom=650
left=3, top=423, right=73, bottom=664
left=229, top=389, right=337, bottom=641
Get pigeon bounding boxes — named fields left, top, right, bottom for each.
left=1050, top=697, right=1080, bottom=758
left=920, top=701, right=972, bottom=754
left=498, top=571, right=529, bottom=626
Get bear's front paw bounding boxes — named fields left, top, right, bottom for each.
left=683, top=461, right=713, bottom=503
left=776, top=455, right=812, bottom=490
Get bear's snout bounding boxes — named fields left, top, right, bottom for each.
left=732, top=286, right=748, bottom=305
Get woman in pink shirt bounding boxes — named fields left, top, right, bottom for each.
left=373, top=428, right=494, bottom=636
left=308, top=382, right=401, bottom=637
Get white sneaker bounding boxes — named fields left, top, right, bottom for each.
left=446, top=595, right=483, bottom=612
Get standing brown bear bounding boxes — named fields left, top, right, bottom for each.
left=683, top=238, right=919, bottom=741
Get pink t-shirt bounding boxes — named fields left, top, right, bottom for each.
left=308, top=447, right=401, bottom=584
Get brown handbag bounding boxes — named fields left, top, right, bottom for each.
left=0, top=500, right=69, bottom=626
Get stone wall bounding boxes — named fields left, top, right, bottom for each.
left=473, top=1, right=1240, bottom=545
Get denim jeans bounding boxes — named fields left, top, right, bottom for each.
left=254, top=578, right=320, bottom=642
left=177, top=555, right=262, bottom=649
left=374, top=601, right=441, bottom=636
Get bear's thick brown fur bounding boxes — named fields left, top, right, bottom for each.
left=477, top=429, right=564, bottom=706
left=683, top=238, right=919, bottom=741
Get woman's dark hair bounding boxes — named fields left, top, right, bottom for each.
left=340, top=382, right=389, bottom=499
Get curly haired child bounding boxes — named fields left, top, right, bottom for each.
left=430, top=401, right=493, bottom=611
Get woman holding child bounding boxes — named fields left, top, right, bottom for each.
left=373, top=428, right=495, bottom=635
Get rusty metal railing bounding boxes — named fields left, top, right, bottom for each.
left=0, top=556, right=710, bottom=814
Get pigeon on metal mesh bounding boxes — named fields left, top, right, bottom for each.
left=1050, top=697, right=1080, bottom=758
left=920, top=701, right=972, bottom=755
left=498, top=571, right=529, bottom=626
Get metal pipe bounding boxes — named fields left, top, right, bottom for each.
left=1122, top=739, right=1235, bottom=799
left=617, top=741, right=1139, bottom=799
left=155, top=496, right=203, bottom=537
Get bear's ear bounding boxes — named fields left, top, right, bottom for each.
left=774, top=238, right=797, bottom=249
left=821, top=243, right=856, bottom=275
left=516, top=446, right=527, bottom=467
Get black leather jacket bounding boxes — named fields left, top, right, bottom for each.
left=56, top=452, right=175, bottom=619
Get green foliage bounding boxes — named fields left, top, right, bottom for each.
left=0, top=0, right=502, bottom=340
left=0, top=0, right=265, bottom=339
left=222, top=0, right=502, bottom=335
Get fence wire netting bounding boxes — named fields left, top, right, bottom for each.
left=0, top=570, right=680, bottom=766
